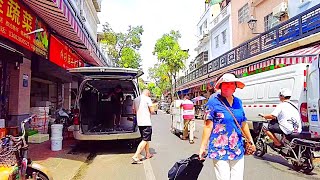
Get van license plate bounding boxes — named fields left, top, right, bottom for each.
left=311, top=114, right=318, bottom=121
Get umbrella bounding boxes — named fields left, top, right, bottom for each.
left=192, top=96, right=206, bottom=102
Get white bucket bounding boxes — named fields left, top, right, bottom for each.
left=51, top=124, right=63, bottom=138
left=51, top=137, right=63, bottom=151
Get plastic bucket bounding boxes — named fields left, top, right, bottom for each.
left=51, top=124, right=63, bottom=138
left=51, top=137, right=63, bottom=151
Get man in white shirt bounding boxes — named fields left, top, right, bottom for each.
left=262, top=88, right=302, bottom=147
left=131, top=89, right=154, bottom=164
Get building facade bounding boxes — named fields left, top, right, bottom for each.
left=231, top=0, right=289, bottom=47
left=175, top=1, right=320, bottom=105
left=288, top=0, right=319, bottom=18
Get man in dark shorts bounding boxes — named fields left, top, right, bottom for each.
left=111, top=85, right=124, bottom=129
left=131, top=89, right=154, bottom=164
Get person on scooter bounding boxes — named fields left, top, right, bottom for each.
left=261, top=88, right=302, bottom=148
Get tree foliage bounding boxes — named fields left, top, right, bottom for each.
left=153, top=30, right=189, bottom=98
left=148, top=63, right=171, bottom=95
left=101, top=23, right=144, bottom=68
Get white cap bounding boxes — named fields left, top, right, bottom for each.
left=279, top=88, right=292, bottom=97
left=215, top=73, right=245, bottom=90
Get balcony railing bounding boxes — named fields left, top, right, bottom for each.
left=176, top=3, right=320, bottom=88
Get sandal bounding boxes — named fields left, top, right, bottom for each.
left=189, top=140, right=194, bottom=144
left=146, top=154, right=154, bottom=159
left=131, top=157, right=142, bottom=164
left=180, top=135, right=188, bottom=140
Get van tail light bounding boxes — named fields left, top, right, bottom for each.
left=73, top=108, right=80, bottom=125
left=300, top=103, right=308, bottom=123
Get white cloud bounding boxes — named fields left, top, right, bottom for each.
left=98, top=0, right=204, bottom=79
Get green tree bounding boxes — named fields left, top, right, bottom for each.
left=148, top=63, right=171, bottom=95
left=101, top=23, right=144, bottom=68
left=138, top=78, right=146, bottom=91
left=153, top=30, right=189, bottom=99
left=147, top=82, right=162, bottom=99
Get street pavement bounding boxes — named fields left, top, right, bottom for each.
left=66, top=111, right=320, bottom=180
left=30, top=110, right=320, bottom=180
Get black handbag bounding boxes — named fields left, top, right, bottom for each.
left=168, top=154, right=205, bottom=180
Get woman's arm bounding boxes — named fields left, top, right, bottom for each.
left=199, top=120, right=213, bottom=159
left=241, top=122, right=254, bottom=144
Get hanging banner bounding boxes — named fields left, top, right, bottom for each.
left=49, top=35, right=84, bottom=69
left=0, top=0, right=49, bottom=57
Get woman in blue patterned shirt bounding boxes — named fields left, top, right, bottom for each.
left=199, top=73, right=255, bottom=180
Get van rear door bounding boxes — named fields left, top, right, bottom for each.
left=69, top=67, right=144, bottom=79
left=307, top=57, right=320, bottom=136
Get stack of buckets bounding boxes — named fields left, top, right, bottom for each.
left=51, top=124, right=63, bottom=151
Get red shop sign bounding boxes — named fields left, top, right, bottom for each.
left=49, top=35, right=84, bottom=69
left=0, top=0, right=49, bottom=57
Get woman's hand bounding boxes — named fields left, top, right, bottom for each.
left=250, top=143, right=256, bottom=152
left=199, top=146, right=207, bottom=160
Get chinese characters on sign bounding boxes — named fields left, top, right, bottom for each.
left=49, top=35, right=84, bottom=69
left=0, top=0, right=49, bottom=57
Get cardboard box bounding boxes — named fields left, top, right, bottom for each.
left=28, top=134, right=49, bottom=144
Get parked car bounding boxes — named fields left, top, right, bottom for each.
left=68, top=67, right=143, bottom=143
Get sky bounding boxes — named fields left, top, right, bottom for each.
left=98, top=0, right=204, bottom=79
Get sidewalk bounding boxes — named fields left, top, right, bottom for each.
left=28, top=139, right=88, bottom=180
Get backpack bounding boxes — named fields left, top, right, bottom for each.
left=168, top=154, right=205, bottom=180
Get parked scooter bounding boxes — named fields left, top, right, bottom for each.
left=0, top=115, right=53, bottom=180
left=255, top=114, right=320, bottom=174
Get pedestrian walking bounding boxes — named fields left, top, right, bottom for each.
left=131, top=89, right=155, bottom=164
left=180, top=95, right=195, bottom=144
left=199, top=73, right=256, bottom=180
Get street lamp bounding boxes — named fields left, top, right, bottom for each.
left=247, top=16, right=261, bottom=34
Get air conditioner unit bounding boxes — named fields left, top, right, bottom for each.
left=273, top=2, right=288, bottom=18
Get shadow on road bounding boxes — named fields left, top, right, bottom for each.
left=69, top=140, right=136, bottom=155
left=254, top=154, right=319, bottom=176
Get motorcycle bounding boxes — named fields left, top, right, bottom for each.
left=0, top=115, right=53, bottom=180
left=255, top=114, right=320, bottom=174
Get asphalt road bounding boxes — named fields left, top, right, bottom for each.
left=70, top=111, right=320, bottom=180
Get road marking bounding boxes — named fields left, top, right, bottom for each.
left=143, top=159, right=156, bottom=180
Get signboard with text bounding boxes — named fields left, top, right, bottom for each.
left=49, top=35, right=84, bottom=69
left=0, top=0, right=49, bottom=57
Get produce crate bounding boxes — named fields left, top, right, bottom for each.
left=28, top=134, right=49, bottom=144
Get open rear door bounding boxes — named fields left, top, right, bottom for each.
left=68, top=67, right=144, bottom=79
left=307, top=56, right=320, bottom=136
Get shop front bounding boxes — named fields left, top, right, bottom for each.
left=30, top=34, right=84, bottom=129
left=0, top=0, right=50, bottom=128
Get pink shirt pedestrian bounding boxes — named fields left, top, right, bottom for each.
left=180, top=100, right=195, bottom=120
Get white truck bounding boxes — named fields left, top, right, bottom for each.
left=234, top=57, right=320, bottom=138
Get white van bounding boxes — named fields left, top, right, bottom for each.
left=68, top=67, right=143, bottom=141
left=234, top=63, right=310, bottom=137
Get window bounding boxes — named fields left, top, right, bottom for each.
left=215, top=35, right=219, bottom=48
left=204, top=20, right=208, bottom=29
left=264, top=13, right=279, bottom=31
left=222, top=29, right=227, bottom=44
left=238, top=3, right=249, bottom=23
left=199, top=26, right=203, bottom=35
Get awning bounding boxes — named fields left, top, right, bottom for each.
left=23, top=0, right=105, bottom=66
left=274, top=44, right=320, bottom=65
